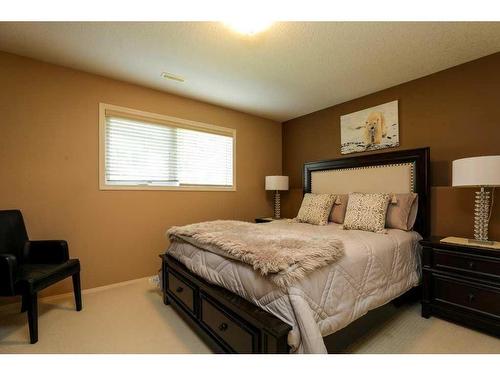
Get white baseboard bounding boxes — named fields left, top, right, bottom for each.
left=0, top=275, right=156, bottom=313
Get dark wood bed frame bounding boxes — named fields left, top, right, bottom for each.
left=162, top=147, right=430, bottom=353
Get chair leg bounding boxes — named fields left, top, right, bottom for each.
left=21, top=294, right=28, bottom=313
left=72, top=272, right=82, bottom=311
left=27, top=292, right=38, bottom=344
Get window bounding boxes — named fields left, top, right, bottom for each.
left=99, top=103, right=236, bottom=191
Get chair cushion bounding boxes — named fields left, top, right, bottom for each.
left=15, top=259, right=80, bottom=294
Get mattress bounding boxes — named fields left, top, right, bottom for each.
left=167, top=221, right=422, bottom=353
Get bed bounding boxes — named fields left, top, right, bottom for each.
left=161, top=147, right=430, bottom=353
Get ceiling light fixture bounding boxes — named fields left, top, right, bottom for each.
left=161, top=72, right=185, bottom=82
left=223, top=20, right=274, bottom=36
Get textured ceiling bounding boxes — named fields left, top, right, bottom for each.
left=1, top=22, right=500, bottom=121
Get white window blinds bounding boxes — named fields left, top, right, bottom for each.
left=103, top=114, right=234, bottom=189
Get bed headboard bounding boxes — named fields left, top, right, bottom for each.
left=303, top=148, right=430, bottom=237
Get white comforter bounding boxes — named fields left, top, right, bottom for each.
left=167, top=221, right=422, bottom=353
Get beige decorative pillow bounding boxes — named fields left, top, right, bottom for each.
left=295, top=193, right=336, bottom=225
left=343, top=193, right=391, bottom=233
left=329, top=194, right=349, bottom=224
left=407, top=195, right=419, bottom=230
left=386, top=193, right=418, bottom=231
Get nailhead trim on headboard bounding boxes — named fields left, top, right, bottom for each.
left=312, top=161, right=416, bottom=192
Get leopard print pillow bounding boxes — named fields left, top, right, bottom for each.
left=343, top=193, right=390, bottom=233
left=295, top=193, right=336, bottom=225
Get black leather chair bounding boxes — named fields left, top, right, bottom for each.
left=0, top=210, right=82, bottom=344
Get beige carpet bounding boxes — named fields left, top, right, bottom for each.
left=0, top=278, right=212, bottom=354
left=0, top=278, right=498, bottom=354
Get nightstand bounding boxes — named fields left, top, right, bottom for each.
left=255, top=217, right=286, bottom=223
left=420, top=237, right=500, bottom=337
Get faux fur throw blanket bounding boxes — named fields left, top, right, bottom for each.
left=167, top=220, right=344, bottom=288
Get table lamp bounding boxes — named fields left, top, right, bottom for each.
left=265, top=176, right=289, bottom=219
left=451, top=155, right=500, bottom=245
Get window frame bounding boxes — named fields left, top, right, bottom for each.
left=99, top=103, right=237, bottom=191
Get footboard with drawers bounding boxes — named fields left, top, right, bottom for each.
left=161, top=254, right=292, bottom=353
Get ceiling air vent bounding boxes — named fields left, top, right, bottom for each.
left=160, top=72, right=185, bottom=82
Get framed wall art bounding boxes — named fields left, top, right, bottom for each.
left=340, top=100, right=399, bottom=154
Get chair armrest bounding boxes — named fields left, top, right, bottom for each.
left=0, top=253, right=17, bottom=295
left=24, top=240, right=70, bottom=264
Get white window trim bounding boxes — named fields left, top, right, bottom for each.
left=99, top=103, right=237, bottom=191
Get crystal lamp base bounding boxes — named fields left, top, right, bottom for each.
left=472, top=186, right=491, bottom=243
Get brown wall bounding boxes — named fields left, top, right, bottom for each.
left=282, top=52, right=500, bottom=240
left=2, top=50, right=499, bottom=303
left=0, top=52, right=282, bottom=299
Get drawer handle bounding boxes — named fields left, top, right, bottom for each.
left=176, top=286, right=184, bottom=293
left=468, top=293, right=475, bottom=303
left=468, top=261, right=475, bottom=269
left=218, top=323, right=228, bottom=332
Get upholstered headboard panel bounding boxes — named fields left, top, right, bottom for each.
left=303, top=148, right=430, bottom=237
left=311, top=162, right=415, bottom=195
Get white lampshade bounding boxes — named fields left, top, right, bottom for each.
left=452, top=156, right=500, bottom=187
left=265, top=176, right=289, bottom=191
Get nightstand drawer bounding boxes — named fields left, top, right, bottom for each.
left=433, top=249, right=500, bottom=279
left=433, top=275, right=500, bottom=317
left=421, top=238, right=500, bottom=336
